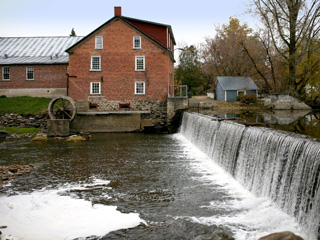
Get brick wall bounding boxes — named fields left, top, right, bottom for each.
left=68, top=19, right=174, bottom=104
left=0, top=64, right=68, bottom=89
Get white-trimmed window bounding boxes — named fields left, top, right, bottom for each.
left=95, top=36, right=103, bottom=49
left=90, top=82, right=101, bottom=94
left=135, top=56, right=145, bottom=71
left=91, top=56, right=101, bottom=71
left=26, top=67, right=34, bottom=80
left=2, top=66, right=10, bottom=80
left=133, top=36, right=141, bottom=49
left=135, top=81, right=145, bottom=95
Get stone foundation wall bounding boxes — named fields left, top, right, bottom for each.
left=0, top=113, right=48, bottom=129
left=85, top=98, right=168, bottom=120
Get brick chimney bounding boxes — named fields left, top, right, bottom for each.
left=114, top=6, right=122, bottom=16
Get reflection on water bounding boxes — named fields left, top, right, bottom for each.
left=194, top=109, right=320, bottom=139
left=0, top=134, right=307, bottom=240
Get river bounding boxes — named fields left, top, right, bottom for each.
left=0, top=131, right=311, bottom=240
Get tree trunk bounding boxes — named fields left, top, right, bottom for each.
left=288, top=0, right=299, bottom=92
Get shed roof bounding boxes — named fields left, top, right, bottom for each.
left=0, top=36, right=83, bottom=65
left=217, top=76, right=258, bottom=91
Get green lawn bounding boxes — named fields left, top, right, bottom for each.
left=0, top=96, right=51, bottom=114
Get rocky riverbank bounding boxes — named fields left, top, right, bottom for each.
left=192, top=230, right=305, bottom=240
left=0, top=112, right=48, bottom=129
left=0, top=164, right=38, bottom=187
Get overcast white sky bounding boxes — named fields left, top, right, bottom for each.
left=0, top=0, right=257, bottom=48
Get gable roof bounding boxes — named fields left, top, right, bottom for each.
left=217, top=76, right=258, bottom=91
left=0, top=36, right=83, bottom=65
left=65, top=15, right=175, bottom=54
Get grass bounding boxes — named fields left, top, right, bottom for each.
left=0, top=126, right=40, bottom=135
left=217, top=100, right=264, bottom=110
left=0, top=96, right=51, bottom=114
left=189, top=95, right=265, bottom=110
left=190, top=97, right=214, bottom=102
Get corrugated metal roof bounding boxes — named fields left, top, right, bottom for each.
left=0, top=36, right=83, bottom=65
left=217, top=76, right=259, bottom=91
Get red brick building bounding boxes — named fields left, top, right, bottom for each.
left=1, top=7, right=180, bottom=128
left=0, top=37, right=83, bottom=97
left=66, top=6, right=176, bottom=112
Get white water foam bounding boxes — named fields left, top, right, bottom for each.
left=0, top=178, right=145, bottom=240
left=173, top=133, right=308, bottom=240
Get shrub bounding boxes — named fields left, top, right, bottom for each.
left=237, top=94, right=257, bottom=104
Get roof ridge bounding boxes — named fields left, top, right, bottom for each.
left=121, top=16, right=171, bottom=27
left=0, top=36, right=84, bottom=39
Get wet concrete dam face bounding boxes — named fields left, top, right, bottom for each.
left=180, top=112, right=320, bottom=240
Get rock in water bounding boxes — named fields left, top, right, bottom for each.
left=0, top=165, right=39, bottom=186
left=193, top=229, right=235, bottom=240
left=66, top=135, right=86, bottom=142
left=258, top=231, right=304, bottom=240
left=32, top=134, right=47, bottom=141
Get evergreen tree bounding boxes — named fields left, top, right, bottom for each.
left=175, top=45, right=205, bottom=95
left=70, top=28, right=76, bottom=37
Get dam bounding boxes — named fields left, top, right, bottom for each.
left=0, top=112, right=319, bottom=239
left=179, top=112, right=320, bottom=240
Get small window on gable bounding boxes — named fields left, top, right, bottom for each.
left=91, top=56, right=101, bottom=71
left=133, top=36, right=141, bottom=49
left=95, top=36, right=103, bottom=49
left=26, top=67, right=34, bottom=80
left=135, top=81, right=145, bottom=95
left=2, top=66, right=10, bottom=80
left=135, top=56, right=145, bottom=71
left=90, top=82, right=101, bottom=94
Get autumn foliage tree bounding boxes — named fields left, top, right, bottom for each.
left=202, top=18, right=255, bottom=77
left=178, top=2, right=320, bottom=99
left=202, top=18, right=280, bottom=92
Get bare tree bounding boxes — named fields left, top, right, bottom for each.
left=251, top=0, right=320, bottom=95
left=240, top=29, right=284, bottom=92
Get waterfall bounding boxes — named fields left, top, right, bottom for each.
left=179, top=112, right=320, bottom=239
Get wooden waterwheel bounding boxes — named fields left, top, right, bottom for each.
left=48, top=96, right=77, bottom=121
